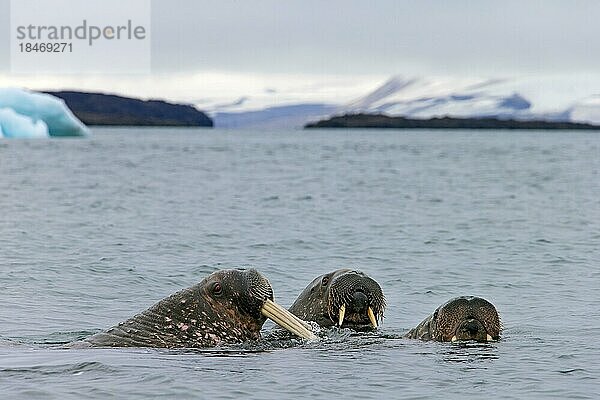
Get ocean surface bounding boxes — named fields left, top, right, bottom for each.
left=1, top=128, right=599, bottom=399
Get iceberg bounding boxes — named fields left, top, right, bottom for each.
left=0, top=88, right=90, bottom=138
left=0, top=107, right=49, bottom=138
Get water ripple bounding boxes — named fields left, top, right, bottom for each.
left=2, top=128, right=600, bottom=399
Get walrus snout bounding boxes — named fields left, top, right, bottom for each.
left=328, top=271, right=386, bottom=330
left=405, top=296, right=501, bottom=342
left=437, top=296, right=501, bottom=342
left=463, top=319, right=480, bottom=334
left=242, top=269, right=316, bottom=340
left=288, top=269, right=385, bottom=331
left=453, top=318, right=488, bottom=342
left=351, top=291, right=369, bottom=312
left=244, top=268, right=274, bottom=303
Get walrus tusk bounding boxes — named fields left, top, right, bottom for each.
left=486, top=334, right=493, bottom=342
left=367, top=307, right=378, bottom=329
left=451, top=335, right=458, bottom=342
left=338, top=304, right=346, bottom=327
left=261, top=299, right=317, bottom=340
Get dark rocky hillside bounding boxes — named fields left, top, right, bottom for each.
left=306, top=113, right=600, bottom=130
left=46, top=91, right=213, bottom=127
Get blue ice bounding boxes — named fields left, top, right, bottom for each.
left=0, top=88, right=90, bottom=138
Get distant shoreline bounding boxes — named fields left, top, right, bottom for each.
left=305, top=113, right=600, bottom=130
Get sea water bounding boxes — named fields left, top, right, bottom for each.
left=1, top=128, right=599, bottom=399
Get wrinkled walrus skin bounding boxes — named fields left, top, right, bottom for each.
left=404, top=296, right=501, bottom=342
left=83, top=269, right=277, bottom=348
left=289, top=269, right=386, bottom=331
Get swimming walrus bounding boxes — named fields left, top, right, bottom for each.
left=82, top=268, right=315, bottom=348
left=404, top=296, right=501, bottom=342
left=289, top=269, right=386, bottom=330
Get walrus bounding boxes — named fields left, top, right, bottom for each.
left=82, top=268, right=315, bottom=348
left=404, top=296, right=501, bottom=342
left=289, top=269, right=386, bottom=330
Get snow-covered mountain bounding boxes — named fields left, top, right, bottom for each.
left=568, top=96, right=600, bottom=124
left=341, top=76, right=535, bottom=119
left=209, top=75, right=600, bottom=128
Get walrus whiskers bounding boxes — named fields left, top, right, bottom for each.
left=405, top=296, right=501, bottom=342
left=289, top=269, right=385, bottom=331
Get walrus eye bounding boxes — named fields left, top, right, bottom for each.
left=321, top=276, right=330, bottom=286
left=212, top=282, right=223, bottom=297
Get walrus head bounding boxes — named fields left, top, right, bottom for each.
left=431, top=296, right=501, bottom=342
left=85, top=268, right=314, bottom=348
left=289, top=269, right=386, bottom=331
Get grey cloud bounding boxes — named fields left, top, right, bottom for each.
left=150, top=0, right=600, bottom=76
left=2, top=0, right=599, bottom=79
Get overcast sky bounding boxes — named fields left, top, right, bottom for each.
left=1, top=0, right=600, bottom=104
left=148, top=0, right=600, bottom=76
